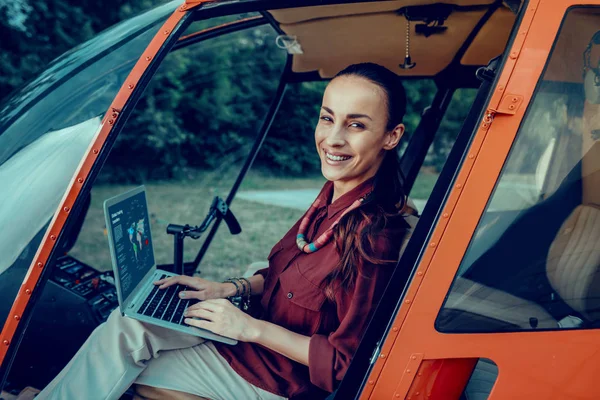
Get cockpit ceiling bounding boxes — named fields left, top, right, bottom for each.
left=268, top=1, right=515, bottom=78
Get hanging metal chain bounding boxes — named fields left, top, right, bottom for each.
left=399, top=17, right=416, bottom=69
left=405, top=18, right=411, bottom=59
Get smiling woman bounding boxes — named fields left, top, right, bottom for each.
left=36, top=63, right=417, bottom=400
left=316, top=64, right=406, bottom=202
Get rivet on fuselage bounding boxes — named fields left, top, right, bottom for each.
left=25, top=289, right=31, bottom=295
left=63, top=207, right=70, bottom=213
left=3, top=340, right=9, bottom=346
left=93, top=149, right=99, bottom=154
left=37, top=262, right=43, bottom=268
left=14, top=315, right=19, bottom=321
left=77, top=178, right=84, bottom=184
left=50, top=235, right=56, bottom=241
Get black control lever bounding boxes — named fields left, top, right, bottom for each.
left=166, top=197, right=241, bottom=275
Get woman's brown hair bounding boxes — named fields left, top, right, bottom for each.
left=322, top=63, right=409, bottom=299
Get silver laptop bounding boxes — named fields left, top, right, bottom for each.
left=103, top=185, right=237, bottom=345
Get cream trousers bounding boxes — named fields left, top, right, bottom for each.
left=36, top=309, right=285, bottom=400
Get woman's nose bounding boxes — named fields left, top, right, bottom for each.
left=324, top=126, right=346, bottom=147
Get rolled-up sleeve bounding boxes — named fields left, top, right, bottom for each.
left=307, top=237, right=396, bottom=392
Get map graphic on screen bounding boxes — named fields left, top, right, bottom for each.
left=107, top=190, right=155, bottom=302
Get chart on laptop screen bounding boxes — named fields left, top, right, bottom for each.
left=107, top=191, right=155, bottom=301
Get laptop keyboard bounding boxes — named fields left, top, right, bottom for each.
left=137, top=274, right=198, bottom=326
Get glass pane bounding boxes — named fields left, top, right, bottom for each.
left=68, top=23, right=288, bottom=283
left=181, top=12, right=261, bottom=36
left=461, top=359, right=498, bottom=400
left=410, top=88, right=477, bottom=210
left=436, top=7, right=600, bottom=333
left=0, top=3, right=176, bottom=332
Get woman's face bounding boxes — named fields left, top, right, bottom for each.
left=315, top=75, right=403, bottom=192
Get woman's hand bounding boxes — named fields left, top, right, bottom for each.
left=183, top=299, right=261, bottom=342
left=153, top=275, right=235, bottom=301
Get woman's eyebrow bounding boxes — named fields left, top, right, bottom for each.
left=347, top=113, right=372, bottom=121
left=322, top=107, right=372, bottom=121
left=322, top=106, right=334, bottom=115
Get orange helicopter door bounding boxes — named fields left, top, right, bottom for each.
left=361, top=2, right=600, bottom=399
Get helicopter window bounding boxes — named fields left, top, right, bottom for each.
left=68, top=23, right=288, bottom=281
left=409, top=87, right=478, bottom=206
left=182, top=12, right=261, bottom=37
left=0, top=4, right=175, bottom=333
left=436, top=6, right=600, bottom=333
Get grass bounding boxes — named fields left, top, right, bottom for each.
left=69, top=169, right=436, bottom=282
left=69, top=170, right=323, bottom=281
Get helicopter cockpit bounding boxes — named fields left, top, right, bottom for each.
left=3, top=1, right=600, bottom=399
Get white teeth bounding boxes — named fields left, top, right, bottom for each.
left=326, top=152, right=351, bottom=162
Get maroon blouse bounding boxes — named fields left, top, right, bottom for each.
left=215, top=179, right=409, bottom=399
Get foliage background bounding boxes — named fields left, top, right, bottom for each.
left=0, top=0, right=471, bottom=180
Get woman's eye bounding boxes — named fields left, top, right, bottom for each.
left=349, top=122, right=365, bottom=129
left=320, top=116, right=332, bottom=122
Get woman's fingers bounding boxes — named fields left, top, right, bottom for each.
left=184, top=307, right=213, bottom=320
left=177, top=289, right=207, bottom=301
left=184, top=318, right=213, bottom=331
left=153, top=275, right=200, bottom=290
left=186, top=298, right=229, bottom=312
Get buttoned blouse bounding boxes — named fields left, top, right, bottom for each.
left=215, top=178, right=410, bottom=399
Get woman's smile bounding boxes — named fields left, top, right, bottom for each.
left=324, top=150, right=353, bottom=164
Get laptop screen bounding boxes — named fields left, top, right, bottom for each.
left=106, top=189, right=155, bottom=302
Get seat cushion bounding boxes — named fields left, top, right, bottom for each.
left=547, top=204, right=600, bottom=321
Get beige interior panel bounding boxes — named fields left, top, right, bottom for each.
left=280, top=11, right=485, bottom=77
left=545, top=8, right=600, bottom=83
left=461, top=7, right=515, bottom=65
left=269, top=0, right=494, bottom=24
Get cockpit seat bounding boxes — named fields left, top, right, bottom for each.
left=439, top=103, right=600, bottom=332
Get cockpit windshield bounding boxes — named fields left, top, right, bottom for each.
left=0, top=1, right=178, bottom=331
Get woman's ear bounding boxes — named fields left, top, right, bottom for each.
left=383, top=123, right=405, bottom=150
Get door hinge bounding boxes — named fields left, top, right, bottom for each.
left=490, top=94, right=524, bottom=115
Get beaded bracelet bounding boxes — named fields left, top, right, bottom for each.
left=224, top=278, right=242, bottom=297
left=223, top=277, right=252, bottom=311
left=239, top=277, right=252, bottom=311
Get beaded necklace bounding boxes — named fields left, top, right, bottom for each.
left=296, top=193, right=368, bottom=253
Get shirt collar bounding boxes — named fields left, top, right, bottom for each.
left=314, top=178, right=374, bottom=220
